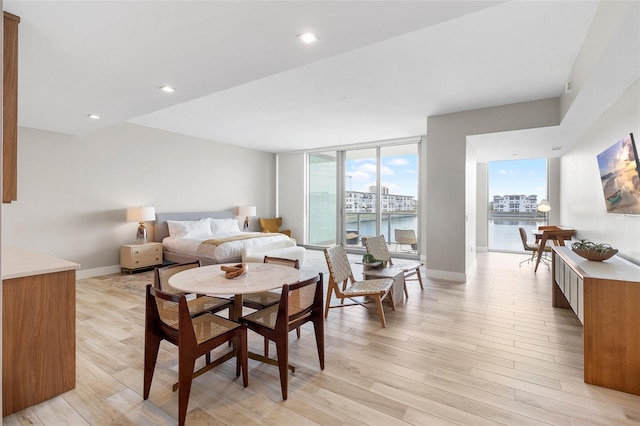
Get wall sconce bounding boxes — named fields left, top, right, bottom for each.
left=127, top=206, right=156, bottom=244
left=238, top=205, right=256, bottom=232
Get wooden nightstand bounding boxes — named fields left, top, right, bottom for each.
left=120, top=242, right=163, bottom=273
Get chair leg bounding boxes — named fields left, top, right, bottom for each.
left=296, top=326, right=301, bottom=339
left=275, top=336, right=289, bottom=400
left=415, top=267, right=424, bottom=289
left=143, top=331, right=161, bottom=400
left=387, top=288, right=396, bottom=312
left=324, top=287, right=334, bottom=319
left=177, top=355, right=196, bottom=426
left=374, top=296, right=387, bottom=328
left=312, top=315, right=325, bottom=370
left=238, top=329, right=249, bottom=387
left=264, top=336, right=270, bottom=357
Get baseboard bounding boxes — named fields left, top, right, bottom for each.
left=425, top=269, right=466, bottom=283
left=76, top=265, right=121, bottom=279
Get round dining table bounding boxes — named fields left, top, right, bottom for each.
left=168, top=262, right=302, bottom=371
left=168, top=262, right=301, bottom=321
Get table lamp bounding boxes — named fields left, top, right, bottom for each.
left=127, top=207, right=156, bottom=244
left=238, top=205, right=256, bottom=232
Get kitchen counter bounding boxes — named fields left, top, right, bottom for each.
left=2, top=246, right=80, bottom=279
left=2, top=246, right=79, bottom=416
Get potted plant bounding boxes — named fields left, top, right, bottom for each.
left=571, top=239, right=618, bottom=261
left=362, top=253, right=383, bottom=270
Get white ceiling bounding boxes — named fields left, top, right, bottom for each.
left=5, top=1, right=637, bottom=161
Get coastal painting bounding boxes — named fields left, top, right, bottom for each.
left=596, top=133, right=640, bottom=215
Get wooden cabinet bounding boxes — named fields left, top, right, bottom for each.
left=552, top=246, right=640, bottom=396
left=120, top=242, right=163, bottom=272
left=2, top=248, right=79, bottom=416
left=3, top=12, right=20, bottom=203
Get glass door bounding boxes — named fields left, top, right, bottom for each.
left=308, top=151, right=337, bottom=246
left=380, top=144, right=419, bottom=252
left=307, top=140, right=420, bottom=256
left=344, top=148, right=377, bottom=248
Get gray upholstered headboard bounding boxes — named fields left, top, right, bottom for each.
left=154, top=210, right=236, bottom=242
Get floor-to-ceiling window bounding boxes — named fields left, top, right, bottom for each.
left=308, top=140, right=420, bottom=255
left=488, top=158, right=548, bottom=252
left=308, top=151, right=337, bottom=245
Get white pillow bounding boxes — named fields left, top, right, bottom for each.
left=167, top=219, right=211, bottom=237
left=210, top=218, right=241, bottom=235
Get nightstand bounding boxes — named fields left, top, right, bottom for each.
left=120, top=242, right=163, bottom=273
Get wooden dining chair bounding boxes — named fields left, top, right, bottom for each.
left=239, top=273, right=324, bottom=400
left=154, top=261, right=234, bottom=318
left=240, top=256, right=300, bottom=356
left=363, top=235, right=423, bottom=298
left=144, top=285, right=248, bottom=426
left=323, top=244, right=395, bottom=327
left=518, top=227, right=551, bottom=269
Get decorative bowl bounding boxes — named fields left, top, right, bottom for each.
left=221, top=263, right=247, bottom=279
left=571, top=247, right=618, bottom=261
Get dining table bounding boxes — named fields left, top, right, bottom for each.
left=168, top=262, right=302, bottom=370
left=168, top=262, right=301, bottom=321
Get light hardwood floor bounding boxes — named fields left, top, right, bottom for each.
left=4, top=251, right=639, bottom=425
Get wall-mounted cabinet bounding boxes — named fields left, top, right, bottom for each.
left=552, top=246, right=640, bottom=396
left=3, top=11, right=20, bottom=203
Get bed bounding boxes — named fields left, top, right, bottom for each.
left=154, top=210, right=292, bottom=265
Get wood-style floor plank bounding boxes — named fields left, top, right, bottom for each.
left=3, top=250, right=639, bottom=425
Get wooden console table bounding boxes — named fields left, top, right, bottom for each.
left=551, top=246, right=639, bottom=395
left=2, top=247, right=80, bottom=415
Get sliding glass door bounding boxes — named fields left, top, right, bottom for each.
left=308, top=140, right=420, bottom=255
left=308, top=151, right=337, bottom=246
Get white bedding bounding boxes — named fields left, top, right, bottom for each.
left=163, top=232, right=291, bottom=261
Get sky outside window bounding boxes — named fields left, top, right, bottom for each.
left=346, top=154, right=418, bottom=198
left=489, top=158, right=547, bottom=200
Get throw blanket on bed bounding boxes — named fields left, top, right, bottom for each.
left=200, top=233, right=284, bottom=248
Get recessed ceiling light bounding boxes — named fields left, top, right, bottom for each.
left=87, top=114, right=101, bottom=119
left=159, top=85, right=176, bottom=93
left=552, top=146, right=562, bottom=151
left=297, top=32, right=318, bottom=44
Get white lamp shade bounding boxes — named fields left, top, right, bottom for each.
left=537, top=199, right=551, bottom=212
left=127, top=207, right=156, bottom=222
left=238, top=206, right=256, bottom=217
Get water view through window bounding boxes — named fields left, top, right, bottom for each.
left=308, top=142, right=419, bottom=251
left=488, top=158, right=548, bottom=252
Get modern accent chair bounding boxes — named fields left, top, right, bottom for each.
left=258, top=217, right=292, bottom=238
left=394, top=229, right=418, bottom=252
left=324, top=244, right=395, bottom=327
left=239, top=273, right=324, bottom=400
left=518, top=227, right=551, bottom=269
left=363, top=235, right=424, bottom=298
left=144, top=285, right=248, bottom=426
left=154, top=261, right=234, bottom=318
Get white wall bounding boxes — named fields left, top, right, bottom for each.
left=1, top=122, right=276, bottom=276
left=560, top=79, right=640, bottom=264
left=426, top=98, right=560, bottom=281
